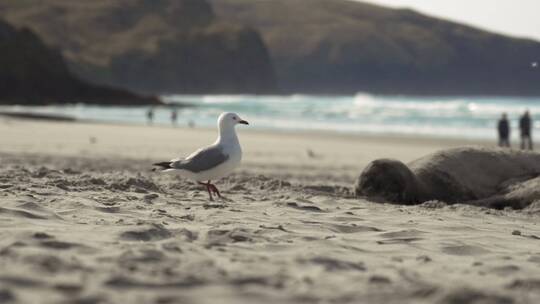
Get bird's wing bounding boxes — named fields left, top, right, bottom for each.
left=170, top=145, right=229, bottom=173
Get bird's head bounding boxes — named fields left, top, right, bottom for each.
left=218, top=112, right=249, bottom=129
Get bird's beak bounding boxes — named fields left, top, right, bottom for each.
left=238, top=120, right=249, bottom=125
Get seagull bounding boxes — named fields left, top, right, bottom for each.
left=153, top=112, right=248, bottom=200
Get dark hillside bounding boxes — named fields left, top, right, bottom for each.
left=210, top=0, right=540, bottom=95
left=0, top=19, right=159, bottom=105
left=0, top=0, right=276, bottom=94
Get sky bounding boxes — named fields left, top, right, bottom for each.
left=356, top=0, right=540, bottom=41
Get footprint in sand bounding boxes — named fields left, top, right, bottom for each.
left=441, top=245, right=490, bottom=256
left=489, top=265, right=520, bottom=276
left=0, top=289, right=14, bottom=302
left=104, top=276, right=203, bottom=289
left=376, top=229, right=425, bottom=245
left=95, top=206, right=121, bottom=213
left=331, top=216, right=365, bottom=222
left=32, top=232, right=53, bottom=239
left=24, top=254, right=72, bottom=273
left=0, top=276, right=45, bottom=287
left=379, top=229, right=426, bottom=239
left=300, top=221, right=382, bottom=234
left=299, top=256, right=366, bottom=272
left=506, top=279, right=540, bottom=291
left=285, top=202, right=324, bottom=212
left=39, top=240, right=91, bottom=251
left=369, top=275, right=392, bottom=284
left=0, top=202, right=62, bottom=220
left=118, top=249, right=167, bottom=264
left=328, top=224, right=382, bottom=234
left=438, top=288, right=512, bottom=304
left=377, top=238, right=423, bottom=245
left=527, top=255, right=540, bottom=264
left=119, top=224, right=172, bottom=242
left=206, top=228, right=254, bottom=247
left=0, top=207, right=48, bottom=220
left=53, top=283, right=83, bottom=296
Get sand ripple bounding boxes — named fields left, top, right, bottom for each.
left=0, top=153, right=539, bottom=303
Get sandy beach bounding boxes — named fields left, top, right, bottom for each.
left=1, top=117, right=539, bottom=304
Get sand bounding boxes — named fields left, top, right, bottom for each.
left=0, top=117, right=539, bottom=304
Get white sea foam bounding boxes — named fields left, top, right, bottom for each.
left=2, top=94, right=540, bottom=140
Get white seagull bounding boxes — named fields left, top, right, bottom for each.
left=153, top=112, right=248, bottom=200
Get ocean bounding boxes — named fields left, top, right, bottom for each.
left=2, top=94, right=539, bottom=140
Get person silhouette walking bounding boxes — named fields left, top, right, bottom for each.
left=171, top=108, right=178, bottom=126
left=497, top=113, right=510, bottom=148
left=146, top=107, right=154, bottom=125
left=519, top=110, right=533, bottom=150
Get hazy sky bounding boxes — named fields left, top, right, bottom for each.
left=356, top=0, right=540, bottom=41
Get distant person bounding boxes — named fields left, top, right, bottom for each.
left=171, top=108, right=178, bottom=126
left=519, top=110, right=533, bottom=150
left=497, top=113, right=510, bottom=148
left=146, top=107, right=154, bottom=125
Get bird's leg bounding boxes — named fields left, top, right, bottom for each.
left=207, top=181, right=222, bottom=198
left=207, top=184, right=214, bottom=201
left=198, top=181, right=213, bottom=201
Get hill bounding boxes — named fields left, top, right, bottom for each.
left=209, top=0, right=540, bottom=96
left=0, top=19, right=159, bottom=105
left=0, top=0, right=276, bottom=95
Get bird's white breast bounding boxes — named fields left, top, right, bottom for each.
left=220, top=141, right=242, bottom=172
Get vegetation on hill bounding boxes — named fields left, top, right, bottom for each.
left=0, top=0, right=276, bottom=95
left=210, top=0, right=540, bottom=95
left=0, top=19, right=159, bottom=105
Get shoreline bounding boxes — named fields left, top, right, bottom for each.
left=0, top=116, right=494, bottom=159
left=0, top=111, right=496, bottom=147
left=2, top=94, right=532, bottom=143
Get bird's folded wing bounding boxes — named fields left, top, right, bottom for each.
left=171, top=145, right=229, bottom=173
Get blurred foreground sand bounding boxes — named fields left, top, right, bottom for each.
left=0, top=118, right=539, bottom=304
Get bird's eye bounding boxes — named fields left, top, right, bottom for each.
left=233, top=117, right=237, bottom=120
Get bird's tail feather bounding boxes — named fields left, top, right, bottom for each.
left=152, top=161, right=172, bottom=171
